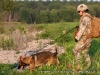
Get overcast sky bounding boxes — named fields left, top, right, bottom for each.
left=87, top=0, right=100, bottom=1
left=71, top=0, right=100, bottom=1
left=18, top=0, right=100, bottom=1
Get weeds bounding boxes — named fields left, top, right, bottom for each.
left=0, top=36, right=14, bottom=50
left=0, top=26, right=5, bottom=34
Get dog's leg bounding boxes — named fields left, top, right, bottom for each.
left=46, top=60, right=52, bottom=66
left=56, top=58, right=60, bottom=65
left=29, top=63, right=35, bottom=72
left=52, top=57, right=60, bottom=65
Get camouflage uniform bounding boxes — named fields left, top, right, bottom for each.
left=73, top=13, right=92, bottom=69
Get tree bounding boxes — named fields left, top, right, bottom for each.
left=36, top=9, right=50, bottom=23
left=19, top=7, right=31, bottom=23
left=1, top=0, right=14, bottom=22
left=50, top=9, right=59, bottom=23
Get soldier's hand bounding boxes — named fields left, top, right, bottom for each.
left=63, top=30, right=66, bottom=34
left=76, top=26, right=79, bottom=28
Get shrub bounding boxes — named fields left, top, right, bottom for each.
left=0, top=26, right=5, bottom=34
left=36, top=25, right=46, bottom=30
left=0, top=36, right=14, bottom=50
left=13, top=24, right=27, bottom=34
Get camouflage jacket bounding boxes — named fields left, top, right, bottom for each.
left=75, top=13, right=92, bottom=41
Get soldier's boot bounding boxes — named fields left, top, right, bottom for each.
left=82, top=49, right=91, bottom=69
left=76, top=64, right=83, bottom=71
left=84, top=54, right=91, bottom=70
left=75, top=53, right=83, bottom=71
left=86, top=55, right=91, bottom=65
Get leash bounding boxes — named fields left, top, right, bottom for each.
left=34, top=44, right=49, bottom=53
left=55, top=26, right=77, bottom=42
left=33, top=26, right=77, bottom=53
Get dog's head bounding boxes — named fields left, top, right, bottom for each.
left=18, top=56, right=27, bottom=70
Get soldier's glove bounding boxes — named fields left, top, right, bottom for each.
left=75, top=26, right=79, bottom=31
left=75, top=39, right=78, bottom=42
left=63, top=30, right=66, bottom=34
left=76, top=26, right=79, bottom=28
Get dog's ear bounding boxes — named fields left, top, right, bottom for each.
left=20, top=56, right=24, bottom=61
left=55, top=44, right=58, bottom=50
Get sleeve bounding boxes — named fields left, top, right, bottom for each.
left=75, top=17, right=89, bottom=40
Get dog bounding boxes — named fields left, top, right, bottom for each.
left=18, top=47, right=59, bottom=72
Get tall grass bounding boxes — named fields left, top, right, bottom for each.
left=0, top=22, right=100, bottom=75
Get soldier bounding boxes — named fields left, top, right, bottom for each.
left=73, top=4, right=92, bottom=70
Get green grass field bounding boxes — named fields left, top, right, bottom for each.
left=0, top=22, right=100, bottom=75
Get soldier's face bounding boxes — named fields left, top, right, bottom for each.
left=78, top=11, right=84, bottom=16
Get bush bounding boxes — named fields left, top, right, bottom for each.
left=11, top=23, right=27, bottom=34
left=0, top=36, right=14, bottom=50
left=0, top=26, right=5, bottom=34
left=38, top=31, right=50, bottom=39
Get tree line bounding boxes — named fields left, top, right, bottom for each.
left=0, top=0, right=100, bottom=24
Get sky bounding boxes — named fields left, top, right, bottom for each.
left=66, top=0, right=100, bottom=1
left=88, top=0, right=100, bottom=1
left=16, top=0, right=100, bottom=1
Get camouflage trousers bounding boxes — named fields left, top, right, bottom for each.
left=73, top=36, right=92, bottom=70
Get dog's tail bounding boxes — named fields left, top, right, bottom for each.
left=54, top=45, right=58, bottom=56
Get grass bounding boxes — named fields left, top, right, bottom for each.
left=0, top=22, right=100, bottom=75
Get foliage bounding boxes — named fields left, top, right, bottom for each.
left=0, top=26, right=5, bottom=34
left=0, top=23, right=27, bottom=50
left=1, top=0, right=14, bottom=11
left=19, top=7, right=31, bottom=23
left=1, top=0, right=15, bottom=22
left=36, top=22, right=78, bottom=45
left=13, top=23, right=27, bottom=34
left=0, top=36, right=14, bottom=50
left=36, top=24, right=46, bottom=30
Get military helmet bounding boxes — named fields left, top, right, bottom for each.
left=77, top=4, right=88, bottom=11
